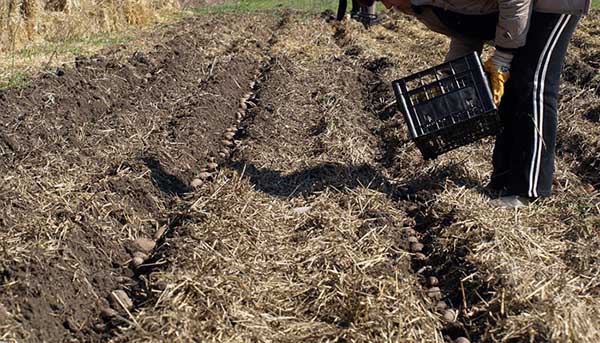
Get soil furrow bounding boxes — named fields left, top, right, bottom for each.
left=0, top=13, right=275, bottom=343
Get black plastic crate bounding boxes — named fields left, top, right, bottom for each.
left=392, top=52, right=500, bottom=160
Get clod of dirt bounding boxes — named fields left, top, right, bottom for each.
left=100, top=307, right=118, bottom=319
left=239, top=101, right=247, bottom=111
left=428, top=276, right=439, bottom=286
left=207, top=162, right=218, bottom=171
left=226, top=127, right=237, bottom=133
left=415, top=253, right=427, bottom=260
left=407, top=236, right=419, bottom=244
left=222, top=139, right=234, bottom=147
left=110, top=290, right=133, bottom=311
left=427, top=287, right=442, bottom=299
left=435, top=301, right=447, bottom=311
left=132, top=238, right=156, bottom=253
left=191, top=178, right=204, bottom=188
left=454, top=337, right=470, bottom=343
left=198, top=171, right=212, bottom=180
left=410, top=242, right=424, bottom=252
left=443, top=309, right=457, bottom=322
left=224, top=132, right=235, bottom=140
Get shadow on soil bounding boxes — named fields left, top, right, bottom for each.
left=142, top=157, right=191, bottom=196
left=228, top=159, right=483, bottom=201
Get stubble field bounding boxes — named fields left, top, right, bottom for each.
left=0, top=6, right=598, bottom=343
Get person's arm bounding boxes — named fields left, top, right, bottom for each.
left=445, top=38, right=485, bottom=62
left=484, top=0, right=534, bottom=106
left=495, top=0, right=534, bottom=51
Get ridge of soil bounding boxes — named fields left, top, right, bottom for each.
left=0, top=13, right=275, bottom=342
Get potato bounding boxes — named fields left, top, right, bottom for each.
left=100, top=307, right=118, bottom=319
left=131, top=256, right=145, bottom=268
left=191, top=178, right=203, bottom=188
left=110, top=290, right=133, bottom=310
left=428, top=276, right=439, bottom=286
left=410, top=242, right=424, bottom=252
left=407, top=236, right=419, bottom=244
left=132, top=251, right=149, bottom=260
left=435, top=301, right=447, bottom=311
left=132, top=237, right=156, bottom=253
left=427, top=287, right=442, bottom=299
left=198, top=171, right=212, bottom=180
left=207, top=162, right=218, bottom=171
left=443, top=309, right=456, bottom=322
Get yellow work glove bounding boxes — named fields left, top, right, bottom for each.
left=484, top=49, right=513, bottom=107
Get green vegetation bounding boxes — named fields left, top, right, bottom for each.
left=0, top=72, right=28, bottom=91
left=16, top=32, right=133, bottom=59
left=593, top=0, right=600, bottom=9
left=191, top=0, right=340, bottom=14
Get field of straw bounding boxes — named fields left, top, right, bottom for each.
left=0, top=3, right=598, bottom=343
left=0, top=0, right=179, bottom=52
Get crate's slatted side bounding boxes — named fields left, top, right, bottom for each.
left=393, top=80, right=420, bottom=138
left=392, top=52, right=500, bottom=159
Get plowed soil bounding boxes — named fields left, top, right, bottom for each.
left=0, top=9, right=599, bottom=343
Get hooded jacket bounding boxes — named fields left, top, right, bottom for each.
left=411, top=0, right=591, bottom=49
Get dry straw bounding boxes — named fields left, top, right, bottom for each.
left=0, top=0, right=180, bottom=53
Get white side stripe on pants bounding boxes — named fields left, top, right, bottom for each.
left=529, top=14, right=571, bottom=198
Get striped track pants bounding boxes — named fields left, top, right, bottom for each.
left=490, top=12, right=580, bottom=198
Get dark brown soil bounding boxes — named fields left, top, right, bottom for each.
left=0, top=13, right=274, bottom=342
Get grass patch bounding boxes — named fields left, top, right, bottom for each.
left=0, top=72, right=29, bottom=91
left=191, top=0, right=339, bottom=14
left=190, top=0, right=390, bottom=18
left=16, top=32, right=133, bottom=59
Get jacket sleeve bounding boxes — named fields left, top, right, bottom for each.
left=495, top=0, right=534, bottom=50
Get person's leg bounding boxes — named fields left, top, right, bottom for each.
left=496, top=12, right=580, bottom=198
left=489, top=76, right=519, bottom=191
left=351, top=0, right=359, bottom=17
left=444, top=38, right=485, bottom=62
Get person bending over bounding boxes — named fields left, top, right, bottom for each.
left=374, top=0, right=590, bottom=208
